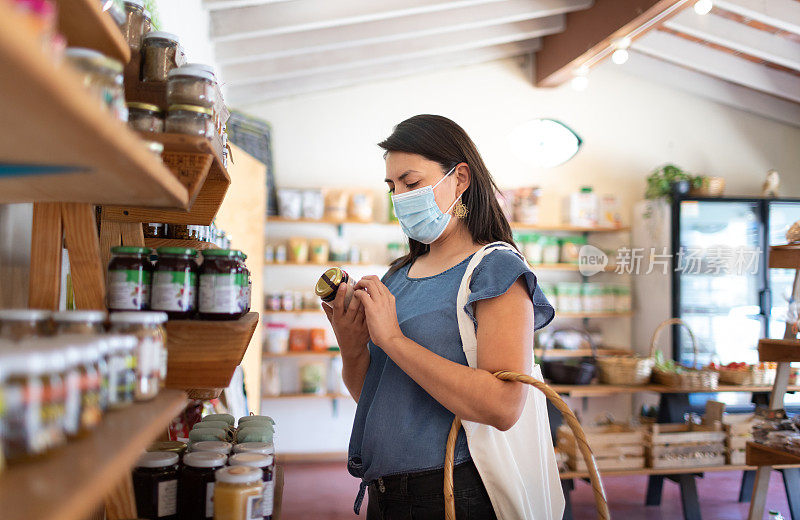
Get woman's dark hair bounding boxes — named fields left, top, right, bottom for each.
left=379, top=114, right=516, bottom=273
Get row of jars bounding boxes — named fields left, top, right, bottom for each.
left=144, top=222, right=231, bottom=248
left=0, top=309, right=169, bottom=463
left=137, top=435, right=275, bottom=519
left=108, top=246, right=251, bottom=320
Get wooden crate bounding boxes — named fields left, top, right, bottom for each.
left=646, top=423, right=727, bottom=469
left=723, top=414, right=760, bottom=465
left=558, top=424, right=647, bottom=471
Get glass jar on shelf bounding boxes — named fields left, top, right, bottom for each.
left=108, top=312, right=168, bottom=401
left=167, top=65, right=217, bottom=108
left=107, top=246, right=153, bottom=311
left=64, top=48, right=126, bottom=121
left=142, top=31, right=181, bottom=82
left=121, top=0, right=145, bottom=51
left=127, top=102, right=163, bottom=133
left=0, top=309, right=51, bottom=341
left=165, top=104, right=213, bottom=138
left=51, top=310, right=105, bottom=335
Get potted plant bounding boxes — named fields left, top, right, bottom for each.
left=645, top=164, right=701, bottom=202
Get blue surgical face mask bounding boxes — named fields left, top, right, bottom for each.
left=391, top=166, right=461, bottom=244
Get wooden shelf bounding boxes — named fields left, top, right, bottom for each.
left=510, top=223, right=630, bottom=233
left=559, top=462, right=800, bottom=480
left=555, top=311, right=633, bottom=319
left=535, top=347, right=632, bottom=359
left=769, top=245, right=800, bottom=269
left=0, top=389, right=187, bottom=520
left=550, top=383, right=800, bottom=397
left=55, top=0, right=130, bottom=63
left=263, top=351, right=341, bottom=358
left=164, top=312, right=259, bottom=391
left=758, top=338, right=800, bottom=362
left=143, top=238, right=219, bottom=251
left=263, top=392, right=350, bottom=399
left=102, top=135, right=231, bottom=226
left=746, top=441, right=800, bottom=467
left=0, top=3, right=188, bottom=207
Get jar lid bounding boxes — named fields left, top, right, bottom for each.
left=124, top=0, right=144, bottom=7
left=136, top=451, right=179, bottom=468
left=215, top=465, right=263, bottom=484
left=0, top=349, right=45, bottom=375
left=168, top=65, right=216, bottom=83
left=109, top=311, right=168, bottom=325
left=64, top=345, right=83, bottom=367
left=193, top=421, right=231, bottom=430
left=127, top=101, right=160, bottom=112
left=157, top=247, right=198, bottom=257
left=315, top=267, right=345, bottom=299
left=80, top=342, right=100, bottom=363
left=233, top=442, right=275, bottom=456
left=144, top=31, right=180, bottom=43
left=229, top=452, right=272, bottom=468
left=110, top=246, right=152, bottom=255
left=38, top=347, right=67, bottom=372
left=185, top=63, right=216, bottom=76
left=191, top=441, right=232, bottom=455
left=168, top=104, right=213, bottom=115
left=238, top=415, right=275, bottom=425
left=0, top=309, right=50, bottom=321
left=183, top=451, right=227, bottom=468
left=202, top=413, right=235, bottom=425
left=147, top=440, right=187, bottom=453
left=202, top=249, right=239, bottom=258
left=51, top=310, right=106, bottom=323
left=65, top=48, right=123, bottom=73
left=104, top=334, right=137, bottom=353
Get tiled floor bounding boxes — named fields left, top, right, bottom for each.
left=279, top=462, right=793, bottom=519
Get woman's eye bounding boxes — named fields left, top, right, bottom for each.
left=406, top=181, right=420, bottom=189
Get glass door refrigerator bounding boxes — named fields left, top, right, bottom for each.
left=670, top=197, right=800, bottom=407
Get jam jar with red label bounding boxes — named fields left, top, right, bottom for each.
left=107, top=246, right=153, bottom=311
left=151, top=247, right=199, bottom=319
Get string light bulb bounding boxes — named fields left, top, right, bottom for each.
left=612, top=48, right=629, bottom=65
left=571, top=74, right=589, bottom=91
left=694, top=0, right=712, bottom=15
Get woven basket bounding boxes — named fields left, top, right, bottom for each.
left=717, top=367, right=776, bottom=386
left=596, top=355, right=654, bottom=385
left=444, top=371, right=610, bottom=520
left=650, top=318, right=719, bottom=390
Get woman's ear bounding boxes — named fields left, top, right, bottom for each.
left=454, top=162, right=470, bottom=195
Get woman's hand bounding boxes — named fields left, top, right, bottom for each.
left=322, top=283, right=370, bottom=360
left=354, top=275, right=405, bottom=350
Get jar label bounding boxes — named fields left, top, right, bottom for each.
left=246, top=493, right=263, bottom=520
left=158, top=479, right=178, bottom=517
left=64, top=369, right=81, bottom=435
left=152, top=271, right=197, bottom=312
left=107, top=269, right=151, bottom=310
left=137, top=337, right=162, bottom=381
left=263, top=480, right=274, bottom=516
left=199, top=273, right=246, bottom=314
left=3, top=380, right=44, bottom=457
left=206, top=481, right=215, bottom=518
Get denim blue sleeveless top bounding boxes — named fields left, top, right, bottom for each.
left=347, top=248, right=555, bottom=513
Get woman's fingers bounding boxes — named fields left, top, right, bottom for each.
left=322, top=302, right=334, bottom=323
left=354, top=289, right=373, bottom=309
left=345, top=291, right=362, bottom=322
left=332, top=282, right=347, bottom=315
left=355, top=276, right=384, bottom=298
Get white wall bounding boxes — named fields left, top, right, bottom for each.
left=244, top=56, right=800, bottom=455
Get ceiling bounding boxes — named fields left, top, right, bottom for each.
left=204, top=0, right=800, bottom=127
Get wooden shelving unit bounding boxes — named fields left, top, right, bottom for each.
left=165, top=312, right=259, bottom=394
left=551, top=383, right=800, bottom=397
left=746, top=441, right=800, bottom=467
left=0, top=1, right=187, bottom=208
left=143, top=238, right=219, bottom=251
left=0, top=389, right=187, bottom=520
left=535, top=347, right=631, bottom=359
left=55, top=0, right=130, bottom=63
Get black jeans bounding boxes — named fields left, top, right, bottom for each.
left=366, top=460, right=497, bottom=520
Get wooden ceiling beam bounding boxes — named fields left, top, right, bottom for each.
left=214, top=0, right=589, bottom=64
left=226, top=39, right=541, bottom=105
left=534, top=0, right=688, bottom=87
left=632, top=30, right=800, bottom=103
left=221, top=16, right=562, bottom=85
left=714, top=0, right=800, bottom=37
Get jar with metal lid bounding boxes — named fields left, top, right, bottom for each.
left=64, top=48, right=126, bottom=121
left=109, top=312, right=168, bottom=401
left=179, top=451, right=227, bottom=520
left=77, top=340, right=103, bottom=433
left=142, top=31, right=181, bottom=82
left=0, top=309, right=52, bottom=341
left=52, top=310, right=106, bottom=335
left=148, top=440, right=188, bottom=458
left=132, top=451, right=179, bottom=520
left=165, top=104, right=213, bottom=137
left=127, top=102, right=164, bottom=133
left=167, top=65, right=217, bottom=108
left=315, top=267, right=355, bottom=308
left=20, top=344, right=70, bottom=454
left=107, top=246, right=154, bottom=311
left=199, top=249, right=247, bottom=320
left=235, top=252, right=251, bottom=314
left=190, top=440, right=233, bottom=456
left=105, top=334, right=137, bottom=409
left=152, top=247, right=199, bottom=319
left=121, top=0, right=145, bottom=51
left=213, top=465, right=264, bottom=520
left=144, top=222, right=168, bottom=238
left=232, top=442, right=275, bottom=457
left=229, top=452, right=275, bottom=519
left=0, top=349, right=49, bottom=461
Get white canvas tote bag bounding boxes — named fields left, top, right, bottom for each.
left=455, top=241, right=564, bottom=520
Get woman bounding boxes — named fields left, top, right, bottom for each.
left=323, top=114, right=555, bottom=519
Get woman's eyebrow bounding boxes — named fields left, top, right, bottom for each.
left=385, top=169, right=419, bottom=183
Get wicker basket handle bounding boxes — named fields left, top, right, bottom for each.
left=648, top=318, right=699, bottom=367
left=443, top=370, right=610, bottom=520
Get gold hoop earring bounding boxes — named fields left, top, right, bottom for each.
left=453, top=201, right=468, bottom=219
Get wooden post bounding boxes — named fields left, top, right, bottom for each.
left=99, top=217, right=122, bottom=271
left=62, top=203, right=105, bottom=310
left=119, top=222, right=145, bottom=247
left=29, top=202, right=63, bottom=310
